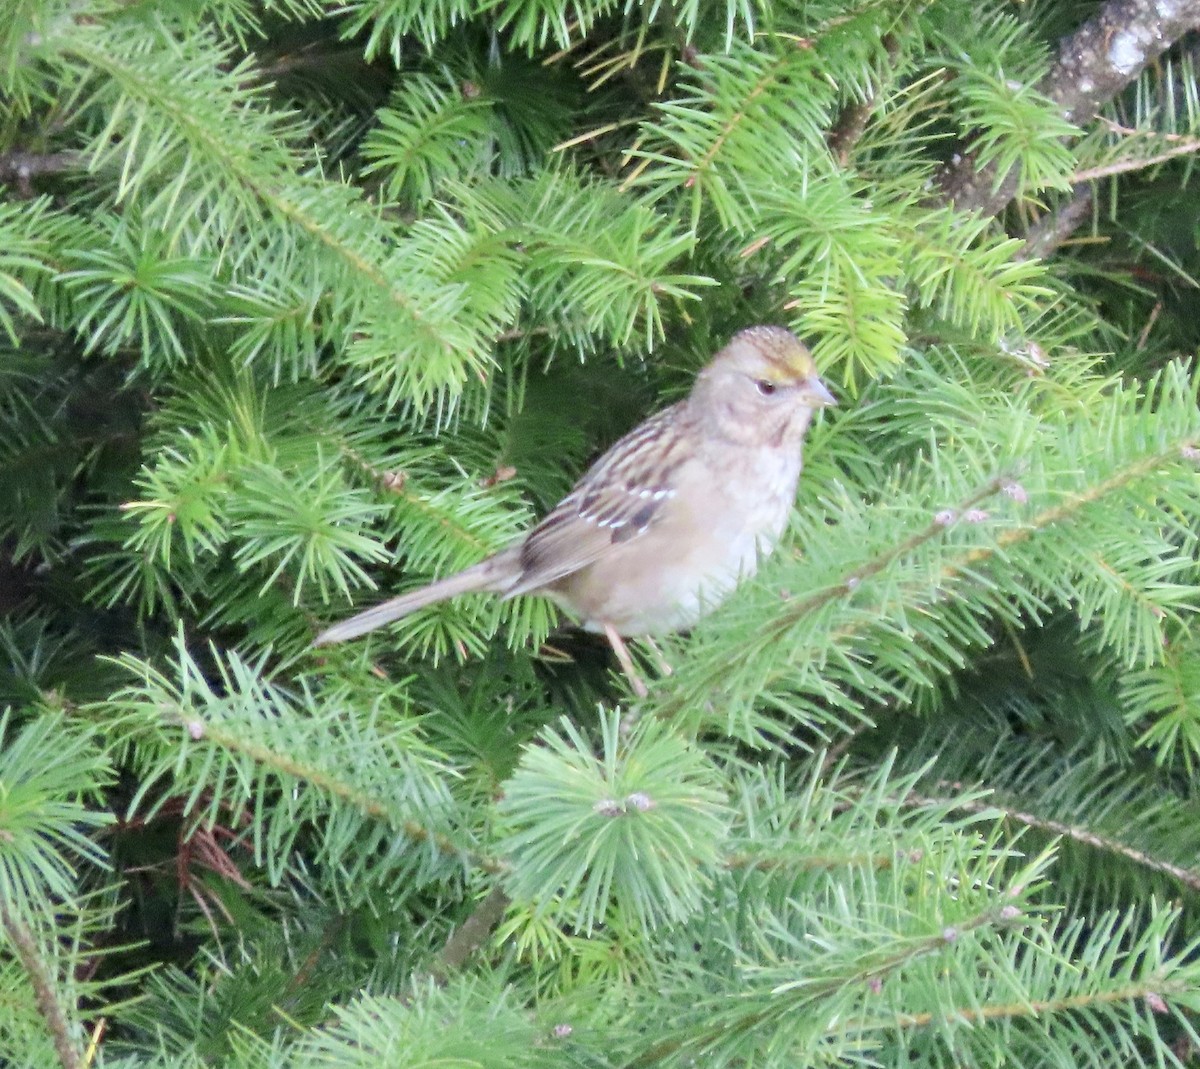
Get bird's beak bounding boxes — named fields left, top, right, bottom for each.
left=804, top=375, right=837, bottom=407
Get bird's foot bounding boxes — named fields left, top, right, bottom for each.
left=601, top=622, right=649, bottom=699
left=641, top=635, right=674, bottom=678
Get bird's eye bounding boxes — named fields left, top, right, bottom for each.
left=755, top=379, right=777, bottom=396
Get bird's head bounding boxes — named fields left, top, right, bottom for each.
left=692, top=325, right=836, bottom=448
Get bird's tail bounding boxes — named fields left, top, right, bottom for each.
left=312, top=560, right=503, bottom=647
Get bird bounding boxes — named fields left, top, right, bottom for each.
left=313, top=325, right=836, bottom=695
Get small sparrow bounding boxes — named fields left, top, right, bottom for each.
left=314, top=326, right=835, bottom=694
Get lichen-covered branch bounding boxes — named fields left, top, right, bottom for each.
left=938, top=0, right=1200, bottom=215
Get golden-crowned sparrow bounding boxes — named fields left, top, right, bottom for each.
left=314, top=326, right=835, bottom=693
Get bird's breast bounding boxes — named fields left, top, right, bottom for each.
left=551, top=444, right=804, bottom=636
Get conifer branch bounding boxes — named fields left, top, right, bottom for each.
left=952, top=441, right=1193, bottom=567
left=834, top=437, right=1196, bottom=653
left=656, top=417, right=1196, bottom=733
left=160, top=713, right=502, bottom=873
left=1, top=906, right=82, bottom=1069
left=1073, top=137, right=1200, bottom=182
left=619, top=47, right=795, bottom=195
left=629, top=900, right=1026, bottom=1068
left=826, top=35, right=899, bottom=166
left=66, top=34, right=459, bottom=356
left=337, top=444, right=498, bottom=556
left=765, top=474, right=1013, bottom=639
left=691, top=65, right=782, bottom=182
left=937, top=0, right=1200, bottom=215
left=848, top=440, right=1196, bottom=673
left=884, top=980, right=1189, bottom=1029
left=721, top=846, right=897, bottom=872
left=920, top=789, right=1200, bottom=891
left=1042, top=1, right=1200, bottom=126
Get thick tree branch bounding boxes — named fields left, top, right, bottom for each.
left=938, top=0, right=1200, bottom=216
left=827, top=35, right=900, bottom=166
left=430, top=885, right=510, bottom=978
left=1021, top=187, right=1095, bottom=259
left=1044, top=1, right=1200, bottom=127
left=0, top=150, right=81, bottom=196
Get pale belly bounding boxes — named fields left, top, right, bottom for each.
left=551, top=447, right=802, bottom=635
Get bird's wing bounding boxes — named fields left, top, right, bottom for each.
left=504, top=403, right=692, bottom=596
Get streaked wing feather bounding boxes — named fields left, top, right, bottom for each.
left=504, top=404, right=690, bottom=596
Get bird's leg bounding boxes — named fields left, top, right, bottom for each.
left=601, top=622, right=649, bottom=698
left=642, top=635, right=674, bottom=677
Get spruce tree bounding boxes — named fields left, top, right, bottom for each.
left=3, top=1, right=1200, bottom=1066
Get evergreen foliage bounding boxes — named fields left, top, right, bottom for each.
left=2, top=0, right=1200, bottom=1066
